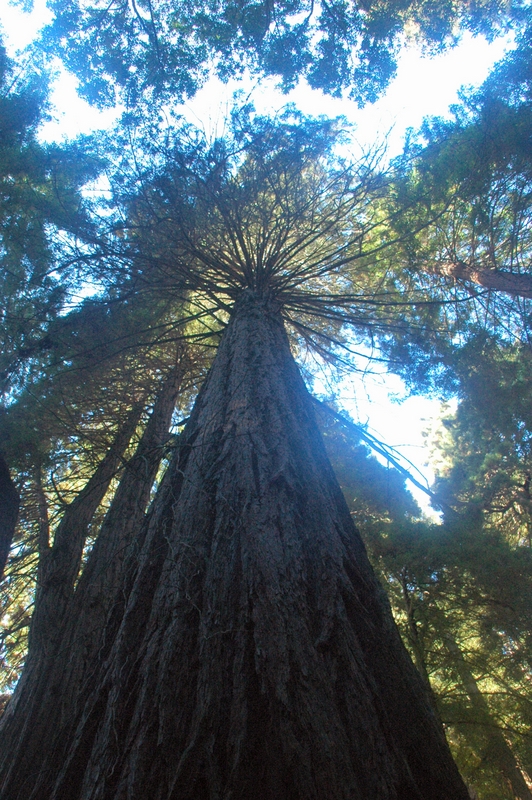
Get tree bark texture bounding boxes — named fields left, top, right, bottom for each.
left=27, top=403, right=144, bottom=659
left=73, top=359, right=184, bottom=631
left=433, top=261, right=532, bottom=299
left=0, top=291, right=470, bottom=799
left=0, top=452, right=20, bottom=581
left=0, top=366, right=182, bottom=794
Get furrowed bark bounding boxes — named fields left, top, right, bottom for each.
left=75, top=360, right=183, bottom=612
left=0, top=452, right=20, bottom=582
left=28, top=403, right=144, bottom=657
left=54, top=361, right=184, bottom=708
left=433, top=261, right=532, bottom=299
left=0, top=291, right=468, bottom=800
left=0, top=406, right=142, bottom=787
left=0, top=367, right=183, bottom=795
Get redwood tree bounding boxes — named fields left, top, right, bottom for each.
left=0, top=291, right=470, bottom=799
left=0, top=114, right=471, bottom=798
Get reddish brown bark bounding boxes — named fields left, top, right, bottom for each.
left=434, top=261, right=532, bottom=299
left=0, top=292, right=469, bottom=799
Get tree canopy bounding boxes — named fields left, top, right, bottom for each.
left=39, top=0, right=525, bottom=107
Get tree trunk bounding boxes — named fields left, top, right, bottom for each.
left=442, top=631, right=532, bottom=800
left=27, top=403, right=144, bottom=658
left=0, top=452, right=20, bottom=581
left=433, top=261, right=532, bottom=299
left=0, top=405, right=142, bottom=787
left=0, top=366, right=182, bottom=795
left=73, top=358, right=183, bottom=620
left=51, top=360, right=184, bottom=712
left=399, top=567, right=445, bottom=727
left=0, top=291, right=469, bottom=800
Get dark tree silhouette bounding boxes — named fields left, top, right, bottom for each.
left=0, top=453, right=19, bottom=581
left=0, top=291, right=470, bottom=799
left=0, top=115, right=471, bottom=799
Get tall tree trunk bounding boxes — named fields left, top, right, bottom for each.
left=75, top=360, right=184, bottom=610
left=0, top=366, right=183, bottom=795
left=28, top=403, right=144, bottom=658
left=52, top=360, right=184, bottom=711
left=0, top=405, right=142, bottom=788
left=442, top=631, right=532, bottom=800
left=399, top=567, right=444, bottom=726
left=0, top=291, right=469, bottom=800
left=0, top=452, right=20, bottom=581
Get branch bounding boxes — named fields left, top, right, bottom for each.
left=312, top=397, right=455, bottom=513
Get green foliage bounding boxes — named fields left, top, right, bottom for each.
left=373, top=24, right=532, bottom=398
left=1, top=10, right=532, bottom=794
left=36, top=0, right=524, bottom=108
left=378, top=519, right=532, bottom=799
left=430, top=334, right=532, bottom=546
left=0, top=282, right=206, bottom=690
left=0, top=41, right=102, bottom=403
left=82, top=107, right=412, bottom=357
left=322, top=412, right=532, bottom=798
left=319, top=390, right=532, bottom=800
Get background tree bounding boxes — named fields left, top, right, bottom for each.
left=0, top=36, right=102, bottom=583
left=379, top=22, right=532, bottom=312
left=320, top=406, right=532, bottom=799
left=0, top=286, right=207, bottom=691
left=358, top=58, right=532, bottom=789
left=370, top=513, right=532, bottom=800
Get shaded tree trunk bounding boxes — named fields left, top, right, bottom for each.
left=74, top=358, right=184, bottom=619
left=0, top=365, right=183, bottom=794
left=399, top=567, right=445, bottom=726
left=442, top=631, right=532, bottom=800
left=28, top=403, right=144, bottom=658
left=51, top=359, right=184, bottom=711
left=0, top=406, right=142, bottom=778
left=0, top=291, right=469, bottom=799
left=0, top=452, right=20, bottom=581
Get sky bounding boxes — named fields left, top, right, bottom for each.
left=0, top=2, right=515, bottom=513
left=0, top=1, right=513, bottom=151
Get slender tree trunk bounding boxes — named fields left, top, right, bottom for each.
left=0, top=292, right=469, bottom=799
left=399, top=567, right=445, bottom=725
left=442, top=631, right=532, bottom=800
left=28, top=403, right=144, bottom=657
left=52, top=360, right=184, bottom=711
left=33, top=467, right=51, bottom=559
left=0, top=366, right=183, bottom=795
left=0, top=452, right=20, bottom=581
left=432, top=261, right=532, bottom=299
left=0, top=405, right=142, bottom=786
left=75, top=359, right=183, bottom=612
